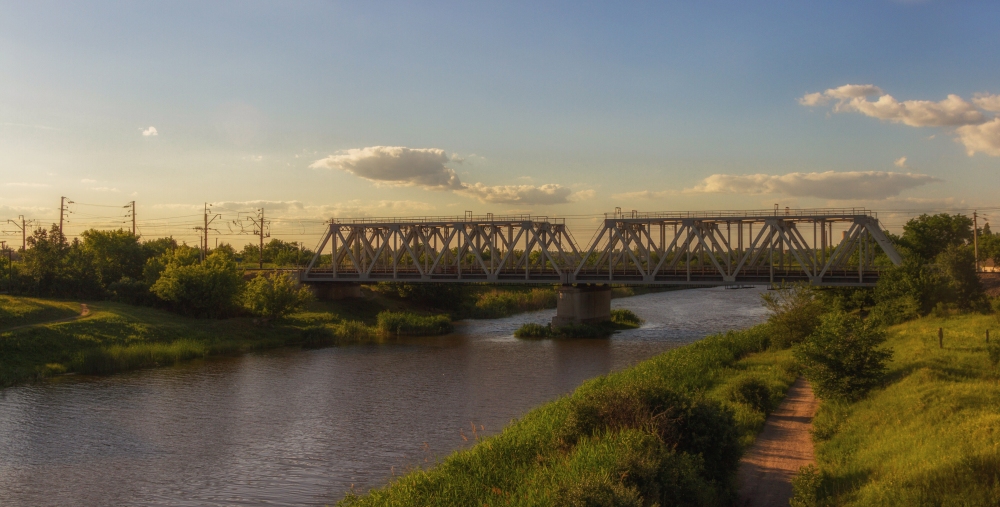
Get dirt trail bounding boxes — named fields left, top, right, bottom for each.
left=1, top=303, right=91, bottom=333
left=737, top=377, right=818, bottom=507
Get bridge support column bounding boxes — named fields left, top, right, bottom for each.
left=552, top=284, right=612, bottom=326
left=307, top=282, right=362, bottom=300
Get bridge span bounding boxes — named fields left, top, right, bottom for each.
left=300, top=208, right=901, bottom=324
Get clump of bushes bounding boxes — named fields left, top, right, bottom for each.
left=241, top=272, right=313, bottom=324
left=762, top=284, right=824, bottom=349
left=473, top=288, right=557, bottom=318
left=376, top=311, right=453, bottom=336
left=611, top=308, right=643, bottom=327
left=794, top=308, right=892, bottom=401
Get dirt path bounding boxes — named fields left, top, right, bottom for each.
left=737, top=377, right=819, bottom=507
left=1, top=303, right=91, bottom=333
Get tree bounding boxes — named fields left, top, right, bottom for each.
left=933, top=244, right=985, bottom=310
left=795, top=309, right=892, bottom=401
left=761, top=284, right=825, bottom=348
left=151, top=249, right=244, bottom=317
left=241, top=272, right=313, bottom=323
left=900, top=213, right=973, bottom=261
left=79, top=229, right=145, bottom=287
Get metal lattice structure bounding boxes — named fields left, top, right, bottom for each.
left=301, top=208, right=902, bottom=286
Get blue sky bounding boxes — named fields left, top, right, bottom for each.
left=1, top=0, right=998, bottom=242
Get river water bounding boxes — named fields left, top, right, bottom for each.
left=0, top=287, right=767, bottom=507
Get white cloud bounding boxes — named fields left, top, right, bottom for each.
left=798, top=84, right=883, bottom=106
left=956, top=118, right=1000, bottom=157
left=142, top=126, right=158, bottom=136
left=801, top=84, right=1000, bottom=156
left=894, top=156, right=908, bottom=168
left=973, top=93, right=1000, bottom=112
left=91, top=187, right=120, bottom=192
left=312, top=146, right=586, bottom=205
left=841, top=94, right=983, bottom=127
left=311, top=146, right=462, bottom=189
left=611, top=190, right=675, bottom=200
left=459, top=183, right=573, bottom=205
left=80, top=178, right=97, bottom=184
left=684, top=171, right=940, bottom=200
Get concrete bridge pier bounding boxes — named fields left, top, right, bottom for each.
left=552, top=284, right=612, bottom=326
left=307, top=282, right=362, bottom=300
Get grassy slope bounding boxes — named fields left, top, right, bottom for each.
left=0, top=296, right=81, bottom=330
left=808, top=313, right=1000, bottom=506
left=0, top=290, right=441, bottom=387
left=340, top=326, right=799, bottom=506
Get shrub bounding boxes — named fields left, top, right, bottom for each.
left=376, top=311, right=452, bottom=335
left=726, top=376, right=772, bottom=415
left=789, top=465, right=824, bottom=507
left=988, top=342, right=1000, bottom=368
left=794, top=309, right=893, bottom=401
left=611, top=308, right=643, bottom=327
left=762, top=284, right=824, bottom=348
left=150, top=250, right=244, bottom=317
left=514, top=322, right=549, bottom=339
left=241, top=272, right=313, bottom=323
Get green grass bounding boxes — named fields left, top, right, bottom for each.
left=514, top=309, right=644, bottom=339
left=0, top=295, right=81, bottom=330
left=0, top=290, right=462, bottom=386
left=340, top=324, right=799, bottom=506
left=376, top=311, right=453, bottom=335
left=796, top=312, right=1000, bottom=506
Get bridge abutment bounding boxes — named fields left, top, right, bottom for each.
left=307, top=282, right=362, bottom=300
left=552, top=284, right=612, bottom=326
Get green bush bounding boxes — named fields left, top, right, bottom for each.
left=375, top=311, right=452, bottom=335
left=726, top=376, right=772, bottom=415
left=789, top=465, right=824, bottom=507
left=762, top=284, right=824, bottom=348
left=514, top=322, right=549, bottom=339
left=150, top=250, right=244, bottom=318
left=241, top=272, right=313, bottom=323
left=988, top=342, right=1000, bottom=368
left=611, top=308, right=643, bottom=327
left=794, top=309, right=892, bottom=401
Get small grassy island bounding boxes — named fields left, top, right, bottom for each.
left=514, top=308, right=644, bottom=339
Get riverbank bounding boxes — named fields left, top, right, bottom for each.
left=792, top=312, right=1000, bottom=506
left=340, top=323, right=800, bottom=506
left=0, top=288, right=455, bottom=387
left=0, top=285, right=675, bottom=388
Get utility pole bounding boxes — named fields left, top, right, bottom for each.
left=58, top=197, right=73, bottom=241
left=196, top=203, right=222, bottom=262
left=124, top=201, right=136, bottom=236
left=234, top=208, right=269, bottom=269
left=6, top=215, right=27, bottom=251
left=974, top=210, right=980, bottom=272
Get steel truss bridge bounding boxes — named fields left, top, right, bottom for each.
left=301, top=208, right=902, bottom=287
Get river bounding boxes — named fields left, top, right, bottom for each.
left=0, top=287, right=767, bottom=506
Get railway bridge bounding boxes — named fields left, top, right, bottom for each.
left=301, top=208, right=901, bottom=325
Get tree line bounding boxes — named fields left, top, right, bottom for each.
left=1, top=225, right=312, bottom=321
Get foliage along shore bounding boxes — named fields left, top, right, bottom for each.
left=340, top=323, right=800, bottom=506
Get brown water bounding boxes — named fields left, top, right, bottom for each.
left=0, top=287, right=767, bottom=507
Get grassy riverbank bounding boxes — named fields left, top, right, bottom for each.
left=0, top=290, right=456, bottom=387
left=340, top=324, right=799, bottom=506
left=793, top=312, right=1000, bottom=506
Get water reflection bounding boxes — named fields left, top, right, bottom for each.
left=0, top=287, right=766, bottom=507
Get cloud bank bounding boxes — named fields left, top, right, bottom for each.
left=684, top=171, right=940, bottom=200
left=312, top=146, right=588, bottom=205
left=800, top=85, right=1000, bottom=156
left=142, top=126, right=158, bottom=136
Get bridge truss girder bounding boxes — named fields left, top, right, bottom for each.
left=302, top=217, right=580, bottom=283
left=301, top=210, right=902, bottom=287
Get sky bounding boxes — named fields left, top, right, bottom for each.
left=1, top=0, right=999, bottom=246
